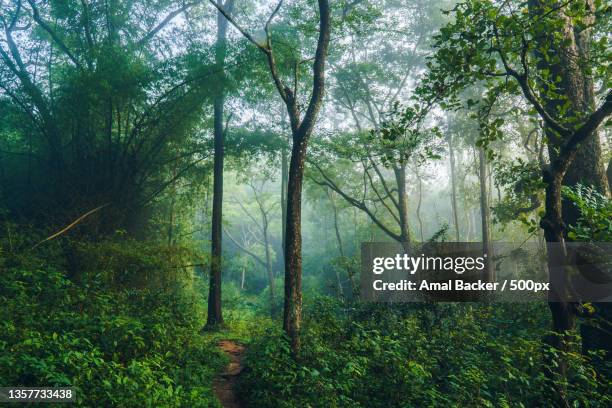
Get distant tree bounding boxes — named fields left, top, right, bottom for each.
left=311, top=102, right=443, bottom=245
left=226, top=179, right=279, bottom=316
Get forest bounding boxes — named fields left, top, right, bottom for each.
left=0, top=0, right=610, bottom=406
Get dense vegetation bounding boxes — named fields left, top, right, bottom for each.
left=240, top=301, right=610, bottom=407
left=1, top=0, right=610, bottom=407
left=0, top=236, right=227, bottom=406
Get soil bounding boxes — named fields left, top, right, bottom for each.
left=213, top=340, right=246, bottom=408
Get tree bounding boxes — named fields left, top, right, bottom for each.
left=226, top=179, right=279, bottom=316
left=208, top=0, right=330, bottom=355
left=425, top=0, right=612, bottom=397
left=446, top=131, right=461, bottom=241
left=0, top=0, right=212, bottom=233
left=207, top=0, right=235, bottom=329
left=312, top=102, right=443, bottom=245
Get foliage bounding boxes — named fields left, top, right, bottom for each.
left=563, top=184, right=612, bottom=242
left=493, top=158, right=545, bottom=229
left=239, top=298, right=611, bottom=408
left=0, top=0, right=216, bottom=230
left=0, top=235, right=225, bottom=407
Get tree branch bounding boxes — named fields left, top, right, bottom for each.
left=310, top=161, right=402, bottom=241
left=208, top=0, right=289, bottom=104
left=225, top=228, right=267, bottom=267
left=560, top=90, right=612, bottom=161
left=137, top=1, right=202, bottom=46
left=27, top=0, right=83, bottom=69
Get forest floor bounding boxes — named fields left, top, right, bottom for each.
left=213, top=340, right=247, bottom=408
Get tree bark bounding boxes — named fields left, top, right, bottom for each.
left=527, top=1, right=609, bottom=368
left=280, top=139, right=289, bottom=269
left=327, top=189, right=348, bottom=297
left=283, top=139, right=307, bottom=353
left=416, top=172, right=424, bottom=243
left=478, top=147, right=493, bottom=281
left=207, top=0, right=234, bottom=327
left=394, top=164, right=410, bottom=243
left=448, top=136, right=460, bottom=241
left=559, top=1, right=609, bottom=226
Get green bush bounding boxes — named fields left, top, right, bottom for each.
left=563, top=184, right=612, bottom=242
left=238, top=298, right=611, bottom=407
left=0, top=237, right=225, bottom=407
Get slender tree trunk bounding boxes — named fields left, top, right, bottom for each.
left=541, top=166, right=574, bottom=404
left=281, top=139, right=288, bottom=261
left=328, top=190, right=347, bottom=297
left=240, top=265, right=245, bottom=290
left=168, top=194, right=175, bottom=246
left=448, top=137, right=460, bottom=241
left=353, top=208, right=358, bottom=248
left=416, top=173, right=424, bottom=243
left=207, top=1, right=234, bottom=327
left=263, top=218, right=275, bottom=316
left=478, top=147, right=493, bottom=281
left=207, top=101, right=225, bottom=326
left=167, top=163, right=178, bottom=246
left=394, top=164, right=410, bottom=243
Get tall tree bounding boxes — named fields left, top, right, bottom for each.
left=478, top=147, right=493, bottom=280
left=447, top=132, right=461, bottom=241
left=206, top=0, right=235, bottom=328
left=209, top=0, right=330, bottom=354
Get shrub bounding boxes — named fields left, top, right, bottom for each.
left=0, top=235, right=225, bottom=407
left=238, top=299, right=611, bottom=407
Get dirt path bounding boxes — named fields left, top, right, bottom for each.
left=213, top=340, right=246, bottom=408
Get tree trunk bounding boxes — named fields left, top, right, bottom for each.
left=280, top=137, right=289, bottom=269
left=541, top=166, right=574, bottom=404
left=448, top=137, right=460, bottom=241
left=528, top=0, right=609, bottom=364
left=207, top=1, right=234, bottom=327
left=207, top=92, right=225, bottom=326
left=478, top=147, right=493, bottom=281
left=283, top=139, right=307, bottom=354
left=167, top=193, right=175, bottom=246
left=562, top=0, right=609, bottom=214
left=328, top=190, right=347, bottom=297
left=416, top=173, right=424, bottom=243
left=263, top=216, right=275, bottom=316
left=240, top=265, right=245, bottom=290
left=394, top=164, right=410, bottom=243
